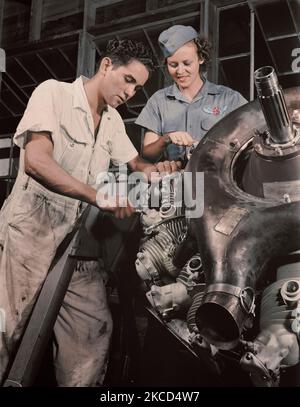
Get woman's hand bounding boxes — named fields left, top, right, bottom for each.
left=164, top=131, right=195, bottom=146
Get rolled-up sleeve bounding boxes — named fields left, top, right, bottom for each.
left=14, top=79, right=59, bottom=149
left=135, top=93, right=162, bottom=135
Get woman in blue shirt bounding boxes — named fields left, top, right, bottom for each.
left=136, top=25, right=247, bottom=162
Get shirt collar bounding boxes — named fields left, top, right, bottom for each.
left=201, top=77, right=222, bottom=97
left=166, top=83, right=186, bottom=102
left=166, top=76, right=222, bottom=103
left=72, top=76, right=108, bottom=113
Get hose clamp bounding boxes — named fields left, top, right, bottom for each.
left=206, top=283, right=255, bottom=315
left=240, top=287, right=256, bottom=315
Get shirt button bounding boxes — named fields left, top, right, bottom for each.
left=70, top=142, right=74, bottom=147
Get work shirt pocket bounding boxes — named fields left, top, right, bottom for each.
left=200, top=116, right=220, bottom=131
left=58, top=108, right=90, bottom=181
left=58, top=132, right=89, bottom=181
left=200, top=103, right=228, bottom=132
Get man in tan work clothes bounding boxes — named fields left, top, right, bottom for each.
left=0, top=39, right=180, bottom=386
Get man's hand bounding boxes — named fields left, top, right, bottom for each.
left=96, top=192, right=135, bottom=219
left=128, top=156, right=182, bottom=183
left=164, top=131, right=195, bottom=146
left=154, top=160, right=182, bottom=173
left=109, top=204, right=135, bottom=219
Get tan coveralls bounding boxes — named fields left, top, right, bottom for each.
left=0, top=77, right=138, bottom=386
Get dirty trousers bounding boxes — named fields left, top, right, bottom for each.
left=0, top=179, right=112, bottom=387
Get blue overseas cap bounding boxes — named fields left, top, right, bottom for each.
left=158, top=25, right=198, bottom=58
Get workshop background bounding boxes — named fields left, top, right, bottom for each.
left=0, top=0, right=300, bottom=387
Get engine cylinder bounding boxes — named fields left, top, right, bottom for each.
left=254, top=66, right=296, bottom=144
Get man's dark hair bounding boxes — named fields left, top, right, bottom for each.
left=101, top=39, right=155, bottom=73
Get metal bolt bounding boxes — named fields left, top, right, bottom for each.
left=229, top=138, right=240, bottom=149
left=286, top=280, right=299, bottom=293
left=275, top=146, right=283, bottom=156
left=246, top=353, right=253, bottom=361
left=189, top=258, right=201, bottom=270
